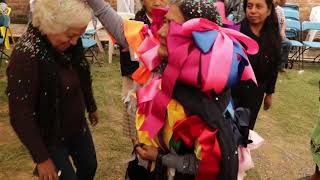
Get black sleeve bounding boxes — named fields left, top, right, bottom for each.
left=7, top=52, right=49, bottom=163
left=265, top=58, right=280, bottom=94
left=75, top=40, right=98, bottom=113
left=82, top=69, right=97, bottom=113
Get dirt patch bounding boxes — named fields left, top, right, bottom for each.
left=0, top=171, right=36, bottom=180
left=0, top=122, right=16, bottom=145
left=0, top=103, right=8, bottom=114
left=246, top=112, right=314, bottom=179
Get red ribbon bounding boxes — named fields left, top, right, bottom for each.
left=173, top=116, right=221, bottom=180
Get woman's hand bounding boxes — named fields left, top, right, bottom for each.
left=89, top=111, right=99, bottom=127
left=263, top=94, right=272, bottom=110
left=37, top=159, right=58, bottom=180
left=135, top=145, right=159, bottom=161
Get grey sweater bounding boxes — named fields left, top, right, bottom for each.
left=87, top=0, right=129, bottom=48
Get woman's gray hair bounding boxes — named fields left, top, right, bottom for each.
left=32, top=0, right=92, bottom=35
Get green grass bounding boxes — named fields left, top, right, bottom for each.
left=0, top=56, right=132, bottom=180
left=246, top=65, right=320, bottom=179
left=0, top=57, right=320, bottom=179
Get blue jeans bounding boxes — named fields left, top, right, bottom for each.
left=279, top=38, right=292, bottom=69
left=48, top=126, right=97, bottom=180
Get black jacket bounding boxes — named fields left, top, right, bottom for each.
left=240, top=19, right=279, bottom=94
left=7, top=25, right=97, bottom=163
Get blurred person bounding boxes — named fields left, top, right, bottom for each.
left=274, top=0, right=291, bottom=72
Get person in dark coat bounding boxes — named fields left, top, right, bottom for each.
left=232, top=0, right=281, bottom=130
left=7, top=0, right=98, bottom=179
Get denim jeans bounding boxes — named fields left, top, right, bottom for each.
left=279, top=38, right=292, bottom=69
left=48, top=126, right=97, bottom=180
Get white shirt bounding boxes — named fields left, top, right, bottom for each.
left=30, top=0, right=36, bottom=12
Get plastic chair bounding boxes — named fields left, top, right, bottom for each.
left=284, top=9, right=299, bottom=21
left=0, top=6, right=13, bottom=49
left=286, top=19, right=304, bottom=68
left=306, top=6, right=320, bottom=42
left=0, top=14, right=10, bottom=66
left=283, top=3, right=299, bottom=11
left=300, top=21, right=320, bottom=65
left=81, top=36, right=102, bottom=67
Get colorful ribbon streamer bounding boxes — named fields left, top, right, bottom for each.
left=138, top=18, right=259, bottom=138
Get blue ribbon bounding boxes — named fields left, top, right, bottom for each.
left=192, top=30, right=218, bottom=53
left=224, top=101, right=235, bottom=119
left=227, top=41, right=250, bottom=88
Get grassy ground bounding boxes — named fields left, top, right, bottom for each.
left=0, top=56, right=132, bottom=180
left=0, top=55, right=319, bottom=179
left=246, top=65, right=320, bottom=179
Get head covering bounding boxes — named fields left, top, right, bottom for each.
left=178, top=0, right=222, bottom=25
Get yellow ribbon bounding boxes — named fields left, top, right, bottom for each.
left=136, top=99, right=187, bottom=149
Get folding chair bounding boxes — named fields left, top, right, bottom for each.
left=283, top=3, right=299, bottom=12
left=306, top=6, right=320, bottom=42
left=286, top=19, right=304, bottom=68
left=284, top=9, right=300, bottom=21
left=300, top=21, right=320, bottom=66
left=81, top=35, right=102, bottom=67
left=0, top=14, right=10, bottom=66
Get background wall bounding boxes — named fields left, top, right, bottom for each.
left=288, top=0, right=320, bottom=21
left=5, top=0, right=320, bottom=23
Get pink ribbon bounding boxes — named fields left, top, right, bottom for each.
left=181, top=18, right=258, bottom=92
left=138, top=18, right=259, bottom=138
left=137, top=30, right=161, bottom=71
left=135, top=7, right=169, bottom=72
left=151, top=7, right=169, bottom=39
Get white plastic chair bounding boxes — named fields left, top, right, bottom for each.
left=306, top=6, right=320, bottom=42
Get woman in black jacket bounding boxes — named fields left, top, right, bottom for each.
left=7, top=0, right=98, bottom=179
left=232, top=0, right=281, bottom=130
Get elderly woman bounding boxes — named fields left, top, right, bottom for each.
left=88, top=0, right=258, bottom=179
left=7, top=0, right=98, bottom=180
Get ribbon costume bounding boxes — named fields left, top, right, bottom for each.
left=122, top=3, right=263, bottom=180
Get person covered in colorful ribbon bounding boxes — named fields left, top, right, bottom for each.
left=87, top=0, right=262, bottom=179
left=120, top=0, right=168, bottom=143
left=231, top=0, right=281, bottom=130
